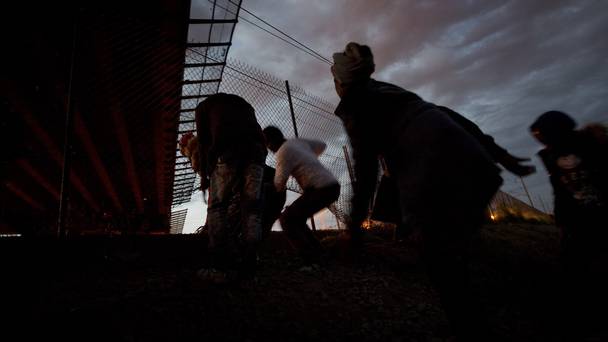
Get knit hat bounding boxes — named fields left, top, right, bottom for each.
left=332, top=42, right=375, bottom=85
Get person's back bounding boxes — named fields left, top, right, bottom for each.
left=274, top=138, right=338, bottom=192
left=196, top=93, right=266, bottom=173
left=336, top=77, right=501, bottom=223
left=263, top=127, right=340, bottom=267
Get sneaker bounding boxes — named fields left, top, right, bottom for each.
left=196, top=268, right=236, bottom=285
left=298, top=263, right=321, bottom=273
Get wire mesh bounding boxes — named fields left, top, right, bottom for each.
left=217, top=59, right=353, bottom=223
left=175, top=50, right=353, bottom=223
left=172, top=0, right=242, bottom=206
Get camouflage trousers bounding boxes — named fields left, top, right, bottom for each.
left=206, top=159, right=264, bottom=276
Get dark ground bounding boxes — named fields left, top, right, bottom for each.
left=2, top=224, right=607, bottom=341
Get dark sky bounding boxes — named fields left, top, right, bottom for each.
left=222, top=0, right=608, bottom=209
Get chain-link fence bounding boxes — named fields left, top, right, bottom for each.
left=221, top=58, right=353, bottom=223
left=178, top=47, right=354, bottom=224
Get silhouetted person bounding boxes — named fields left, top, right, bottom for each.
left=263, top=126, right=340, bottom=267
left=373, top=106, right=535, bottom=242
left=179, top=133, right=285, bottom=239
left=530, top=111, right=608, bottom=338
left=331, top=42, right=503, bottom=341
left=195, top=93, right=267, bottom=283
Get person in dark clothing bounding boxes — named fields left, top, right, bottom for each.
left=263, top=126, right=340, bottom=267
left=371, top=105, right=535, bottom=241
left=530, top=111, right=607, bottom=233
left=261, top=164, right=287, bottom=238
left=530, top=111, right=608, bottom=338
left=195, top=93, right=267, bottom=283
left=332, top=42, right=503, bottom=341
left=178, top=133, right=285, bottom=239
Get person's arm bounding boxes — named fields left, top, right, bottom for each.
left=305, top=139, right=327, bottom=156
left=273, top=147, right=292, bottom=193
left=439, top=106, right=535, bottom=176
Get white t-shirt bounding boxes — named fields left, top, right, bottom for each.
left=274, top=138, right=338, bottom=192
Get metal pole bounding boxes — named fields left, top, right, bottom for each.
left=57, top=11, right=80, bottom=237
left=519, top=176, right=534, bottom=208
left=285, top=80, right=316, bottom=230
left=285, top=80, right=299, bottom=138
left=310, top=216, right=317, bottom=231
left=342, top=145, right=355, bottom=184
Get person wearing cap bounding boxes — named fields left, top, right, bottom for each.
left=331, top=42, right=508, bottom=340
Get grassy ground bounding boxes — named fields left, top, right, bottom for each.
left=2, top=223, right=606, bottom=341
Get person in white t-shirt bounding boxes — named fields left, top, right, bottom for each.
left=263, top=126, right=340, bottom=266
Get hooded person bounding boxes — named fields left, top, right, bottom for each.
left=530, top=111, right=607, bottom=232
left=530, top=111, right=608, bottom=338
left=332, top=42, right=504, bottom=341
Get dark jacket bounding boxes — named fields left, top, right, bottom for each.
left=195, top=93, right=267, bottom=175
left=437, top=106, right=509, bottom=162
left=335, top=79, right=501, bottom=227
left=533, top=125, right=608, bottom=228
left=370, top=106, right=512, bottom=224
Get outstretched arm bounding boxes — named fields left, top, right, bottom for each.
left=439, top=106, right=535, bottom=176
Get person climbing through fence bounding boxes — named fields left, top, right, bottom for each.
left=331, top=41, right=504, bottom=341
left=263, top=126, right=340, bottom=268
left=194, top=93, right=267, bottom=284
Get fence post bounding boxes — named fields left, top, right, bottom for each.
left=57, top=11, right=80, bottom=238
left=285, top=80, right=299, bottom=138
left=342, top=145, right=355, bottom=184
left=519, top=176, right=534, bottom=208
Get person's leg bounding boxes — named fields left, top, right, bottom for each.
left=261, top=184, right=286, bottom=240
left=205, top=160, right=241, bottom=274
left=238, top=162, right=265, bottom=279
left=423, top=227, right=486, bottom=341
left=279, top=183, right=340, bottom=264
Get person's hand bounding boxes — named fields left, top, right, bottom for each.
left=499, top=154, right=536, bottom=176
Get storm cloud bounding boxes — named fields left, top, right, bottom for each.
left=224, top=0, right=608, bottom=208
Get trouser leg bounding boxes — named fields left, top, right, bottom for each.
left=279, top=183, right=340, bottom=263
left=238, top=163, right=265, bottom=278
left=206, top=161, right=241, bottom=271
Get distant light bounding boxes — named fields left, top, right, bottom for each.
left=362, top=219, right=372, bottom=229
left=490, top=214, right=496, bottom=221
left=0, top=233, right=22, bottom=238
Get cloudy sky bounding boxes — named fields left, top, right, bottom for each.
left=180, top=0, right=608, bottom=232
